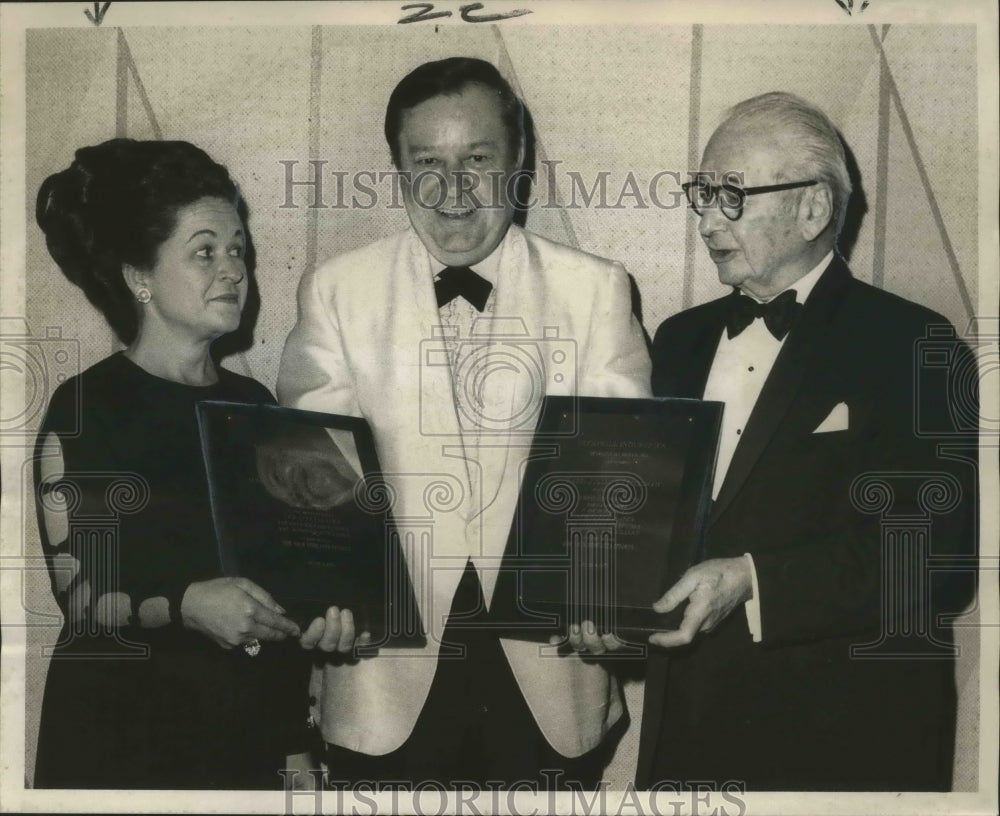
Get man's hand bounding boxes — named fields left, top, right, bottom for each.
left=300, top=605, right=373, bottom=654
left=549, top=621, right=627, bottom=655
left=648, top=557, right=753, bottom=648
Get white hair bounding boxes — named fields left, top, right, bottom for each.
left=720, top=92, right=852, bottom=236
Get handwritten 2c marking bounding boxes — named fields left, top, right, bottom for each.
left=398, top=3, right=533, bottom=25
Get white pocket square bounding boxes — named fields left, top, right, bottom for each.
left=813, top=402, right=849, bottom=433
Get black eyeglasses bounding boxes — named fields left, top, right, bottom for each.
left=681, top=178, right=818, bottom=221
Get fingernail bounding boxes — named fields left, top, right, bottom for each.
left=570, top=623, right=581, bottom=636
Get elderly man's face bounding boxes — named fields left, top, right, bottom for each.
left=697, top=124, right=815, bottom=299
left=397, top=83, right=521, bottom=268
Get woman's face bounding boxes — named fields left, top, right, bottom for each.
left=141, top=197, right=248, bottom=343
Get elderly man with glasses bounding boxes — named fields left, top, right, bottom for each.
left=635, top=92, right=976, bottom=791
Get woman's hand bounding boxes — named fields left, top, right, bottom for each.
left=180, top=577, right=300, bottom=649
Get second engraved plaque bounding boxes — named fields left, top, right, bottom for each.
left=492, top=396, right=722, bottom=641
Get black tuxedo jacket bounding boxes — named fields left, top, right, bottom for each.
left=636, top=257, right=977, bottom=791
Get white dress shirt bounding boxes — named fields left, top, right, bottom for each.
left=703, top=251, right=833, bottom=641
left=431, top=245, right=501, bottom=510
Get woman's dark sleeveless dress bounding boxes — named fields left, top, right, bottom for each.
left=33, top=353, right=310, bottom=789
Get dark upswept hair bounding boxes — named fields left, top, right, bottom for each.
left=383, top=57, right=525, bottom=167
left=36, top=138, right=250, bottom=345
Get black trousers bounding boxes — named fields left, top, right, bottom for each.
left=324, top=562, right=612, bottom=790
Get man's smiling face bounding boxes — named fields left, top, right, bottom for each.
left=397, top=82, right=522, bottom=267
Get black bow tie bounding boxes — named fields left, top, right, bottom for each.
left=435, top=266, right=493, bottom=312
left=726, top=289, right=801, bottom=341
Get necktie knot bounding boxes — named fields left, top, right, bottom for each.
left=726, top=289, right=801, bottom=341
left=435, top=266, right=493, bottom=312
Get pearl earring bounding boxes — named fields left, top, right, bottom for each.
left=136, top=288, right=151, bottom=304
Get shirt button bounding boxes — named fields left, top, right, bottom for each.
left=736, top=429, right=742, bottom=435
left=748, top=366, right=755, bottom=372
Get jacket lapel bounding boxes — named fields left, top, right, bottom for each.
left=711, top=257, right=852, bottom=522
left=470, top=227, right=534, bottom=517
left=402, top=231, right=478, bottom=501
left=680, top=304, right=729, bottom=399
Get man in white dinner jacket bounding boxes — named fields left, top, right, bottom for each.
left=277, top=57, right=651, bottom=789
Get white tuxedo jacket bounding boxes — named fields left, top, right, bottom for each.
left=277, top=225, right=651, bottom=757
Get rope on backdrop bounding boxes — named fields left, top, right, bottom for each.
left=872, top=24, right=892, bottom=290
left=681, top=24, right=704, bottom=311
left=491, top=24, right=581, bottom=251
left=867, top=24, right=974, bottom=322
left=115, top=29, right=162, bottom=141
left=306, top=25, right=323, bottom=280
